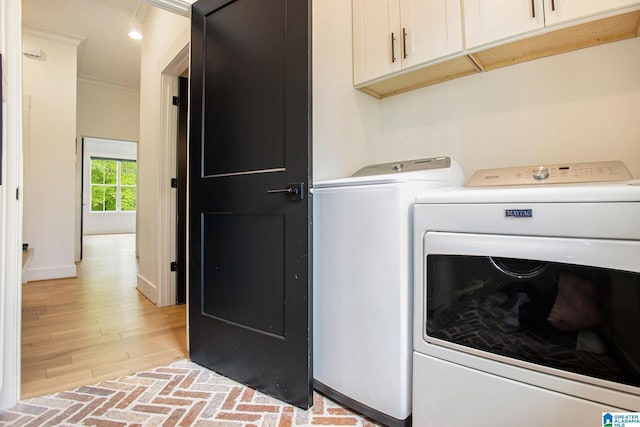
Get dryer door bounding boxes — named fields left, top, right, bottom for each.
left=418, top=232, right=640, bottom=392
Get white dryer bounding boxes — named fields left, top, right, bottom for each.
left=313, top=157, right=464, bottom=427
left=412, top=161, right=640, bottom=427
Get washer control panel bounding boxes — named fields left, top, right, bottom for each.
left=351, top=156, right=451, bottom=177
left=468, top=160, right=632, bottom=187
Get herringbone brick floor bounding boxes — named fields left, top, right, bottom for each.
left=0, top=360, right=382, bottom=426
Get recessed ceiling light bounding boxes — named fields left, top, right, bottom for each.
left=128, top=30, right=143, bottom=40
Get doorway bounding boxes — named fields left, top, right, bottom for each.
left=175, top=76, right=188, bottom=305
left=15, top=0, right=191, bottom=403
left=81, top=137, right=138, bottom=240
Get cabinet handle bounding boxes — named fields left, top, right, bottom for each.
left=391, top=32, right=396, bottom=63
left=551, top=0, right=555, bottom=11
left=531, top=0, right=536, bottom=18
left=402, top=27, right=408, bottom=59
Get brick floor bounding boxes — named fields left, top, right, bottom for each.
left=0, top=360, right=382, bottom=426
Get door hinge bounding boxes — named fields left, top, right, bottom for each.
left=170, top=261, right=178, bottom=272
left=171, top=178, right=178, bottom=188
left=172, top=96, right=180, bottom=106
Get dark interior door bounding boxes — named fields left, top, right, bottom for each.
left=189, top=0, right=312, bottom=409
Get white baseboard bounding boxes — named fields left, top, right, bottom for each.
left=137, top=274, right=158, bottom=304
left=26, top=264, right=77, bottom=282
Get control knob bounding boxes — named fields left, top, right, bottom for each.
left=391, top=163, right=403, bottom=171
left=532, top=166, right=549, bottom=180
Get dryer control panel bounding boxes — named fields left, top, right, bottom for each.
left=468, top=160, right=632, bottom=187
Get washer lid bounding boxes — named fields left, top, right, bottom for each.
left=351, top=156, right=452, bottom=177
left=314, top=157, right=464, bottom=188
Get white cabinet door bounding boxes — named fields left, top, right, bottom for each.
left=464, top=0, right=545, bottom=49
left=544, top=0, right=640, bottom=26
left=400, top=0, right=463, bottom=69
left=352, top=0, right=401, bottom=85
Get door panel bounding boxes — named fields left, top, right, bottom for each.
left=189, top=0, right=312, bottom=409
left=352, top=0, right=402, bottom=85
left=202, top=0, right=285, bottom=176
left=400, top=0, right=463, bottom=68
left=201, top=212, right=285, bottom=336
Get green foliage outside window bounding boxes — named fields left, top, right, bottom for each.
left=121, top=187, right=137, bottom=211
left=120, top=161, right=137, bottom=211
left=91, top=158, right=137, bottom=212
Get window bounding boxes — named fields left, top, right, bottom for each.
left=91, top=158, right=137, bottom=212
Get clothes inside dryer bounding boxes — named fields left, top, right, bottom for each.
left=425, top=255, right=640, bottom=387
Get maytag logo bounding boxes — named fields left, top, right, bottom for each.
left=505, top=209, right=532, bottom=218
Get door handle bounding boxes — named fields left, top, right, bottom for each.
left=267, top=182, right=305, bottom=201
left=268, top=188, right=299, bottom=195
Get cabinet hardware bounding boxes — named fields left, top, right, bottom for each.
left=551, top=0, right=555, bottom=11
left=531, top=0, right=536, bottom=18
left=391, top=32, right=397, bottom=63
left=402, top=28, right=408, bottom=59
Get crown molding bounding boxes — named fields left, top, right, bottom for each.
left=22, top=24, right=86, bottom=47
left=77, top=74, right=140, bottom=93
left=139, top=0, right=192, bottom=17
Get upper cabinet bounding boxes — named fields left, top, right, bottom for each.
left=352, top=0, right=464, bottom=86
left=464, top=0, right=545, bottom=49
left=352, top=0, right=402, bottom=85
left=544, top=0, right=640, bottom=25
left=465, top=0, right=640, bottom=49
left=399, top=0, right=464, bottom=69
left=353, top=0, right=640, bottom=98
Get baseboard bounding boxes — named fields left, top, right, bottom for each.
left=137, top=274, right=158, bottom=304
left=22, top=248, right=34, bottom=283
left=26, top=264, right=77, bottom=282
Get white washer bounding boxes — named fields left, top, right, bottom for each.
left=412, top=161, right=640, bottom=427
left=313, top=157, right=464, bottom=427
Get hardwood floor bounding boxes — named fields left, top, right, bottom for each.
left=20, top=234, right=187, bottom=399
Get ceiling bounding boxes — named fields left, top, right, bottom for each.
left=22, top=0, right=156, bottom=89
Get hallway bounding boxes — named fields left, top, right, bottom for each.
left=20, top=234, right=187, bottom=399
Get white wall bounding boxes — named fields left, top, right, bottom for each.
left=375, top=37, right=640, bottom=180
left=77, top=79, right=140, bottom=142
left=137, top=7, right=189, bottom=303
left=22, top=29, right=80, bottom=281
left=312, top=1, right=640, bottom=182
left=82, top=138, right=136, bottom=235
left=312, top=0, right=377, bottom=181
